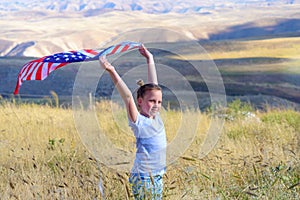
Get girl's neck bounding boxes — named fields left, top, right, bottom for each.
left=140, top=111, right=154, bottom=119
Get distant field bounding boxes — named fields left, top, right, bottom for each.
left=188, top=37, right=300, bottom=108
left=0, top=36, right=299, bottom=109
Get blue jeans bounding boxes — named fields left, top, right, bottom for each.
left=129, top=174, right=163, bottom=200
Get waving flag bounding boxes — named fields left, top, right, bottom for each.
left=14, top=41, right=142, bottom=94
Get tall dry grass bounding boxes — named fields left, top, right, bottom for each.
left=0, top=99, right=299, bottom=199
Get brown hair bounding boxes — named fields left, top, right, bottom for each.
left=136, top=79, right=162, bottom=99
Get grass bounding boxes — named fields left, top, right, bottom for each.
left=0, top=99, right=299, bottom=199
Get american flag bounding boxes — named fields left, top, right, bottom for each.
left=14, top=41, right=142, bottom=94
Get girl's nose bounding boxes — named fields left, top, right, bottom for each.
left=154, top=101, right=161, bottom=108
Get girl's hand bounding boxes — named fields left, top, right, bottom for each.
left=99, top=56, right=114, bottom=72
left=139, top=44, right=153, bottom=61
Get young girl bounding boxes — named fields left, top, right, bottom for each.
left=99, top=45, right=166, bottom=199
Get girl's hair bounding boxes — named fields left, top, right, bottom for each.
left=136, top=79, right=162, bottom=99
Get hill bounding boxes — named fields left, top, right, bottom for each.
left=1, top=37, right=299, bottom=110
left=0, top=2, right=300, bottom=57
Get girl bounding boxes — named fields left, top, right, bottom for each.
left=99, top=44, right=166, bottom=199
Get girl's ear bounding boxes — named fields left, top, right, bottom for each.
left=137, top=97, right=142, bottom=106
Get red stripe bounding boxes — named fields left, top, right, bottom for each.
left=21, top=62, right=35, bottom=80
left=45, top=62, right=65, bottom=78
left=121, top=44, right=130, bottom=52
left=48, top=63, right=66, bottom=75
left=14, top=73, right=22, bottom=95
left=19, top=62, right=29, bottom=75
left=54, top=63, right=67, bottom=70
left=35, top=63, right=43, bottom=80
left=127, top=44, right=139, bottom=51
left=13, top=83, right=20, bottom=95
left=47, top=62, right=52, bottom=76
left=26, top=62, right=42, bottom=80
left=21, top=57, right=45, bottom=80
left=110, top=44, right=121, bottom=55
left=44, top=63, right=51, bottom=76
left=84, top=49, right=99, bottom=55
left=19, top=63, right=30, bottom=79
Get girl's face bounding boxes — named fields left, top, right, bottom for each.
left=138, top=89, right=162, bottom=118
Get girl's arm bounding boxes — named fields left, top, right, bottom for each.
left=139, top=44, right=158, bottom=84
left=99, top=56, right=138, bottom=122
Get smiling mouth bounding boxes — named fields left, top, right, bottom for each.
left=151, top=109, right=158, bottom=114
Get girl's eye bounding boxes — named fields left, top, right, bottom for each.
left=149, top=100, right=162, bottom=104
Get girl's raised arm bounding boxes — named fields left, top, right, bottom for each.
left=99, top=56, right=138, bottom=122
left=139, top=44, right=158, bottom=84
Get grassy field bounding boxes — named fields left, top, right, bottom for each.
left=0, top=99, right=299, bottom=199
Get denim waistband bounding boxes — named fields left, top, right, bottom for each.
left=130, top=173, right=163, bottom=181
left=130, top=170, right=165, bottom=179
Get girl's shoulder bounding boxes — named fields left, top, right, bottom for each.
left=129, top=112, right=162, bottom=127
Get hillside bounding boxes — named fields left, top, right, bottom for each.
left=0, top=2, right=300, bottom=57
